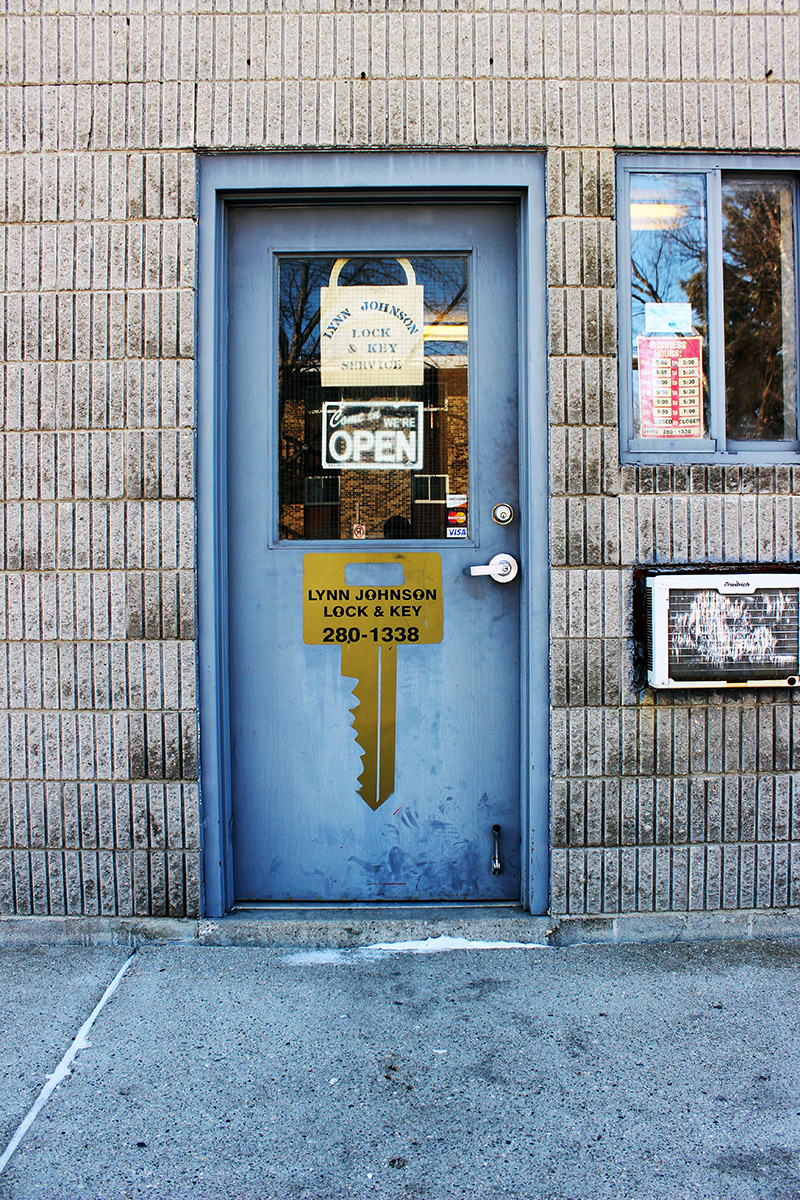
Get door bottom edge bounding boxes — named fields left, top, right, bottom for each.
left=231, top=900, right=526, bottom=917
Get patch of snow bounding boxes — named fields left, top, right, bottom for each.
left=285, top=935, right=549, bottom=964
left=362, top=935, right=548, bottom=954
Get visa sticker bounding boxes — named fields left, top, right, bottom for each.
left=446, top=527, right=468, bottom=538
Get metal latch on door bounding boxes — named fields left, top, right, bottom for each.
left=466, top=553, right=519, bottom=583
left=492, top=824, right=502, bottom=874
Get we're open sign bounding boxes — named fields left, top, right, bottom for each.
left=322, top=402, right=424, bottom=471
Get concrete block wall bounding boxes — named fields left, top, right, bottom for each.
left=1, top=0, right=799, bottom=918
left=0, top=131, right=200, bottom=914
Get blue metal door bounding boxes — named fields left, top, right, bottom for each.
left=227, top=201, right=525, bottom=902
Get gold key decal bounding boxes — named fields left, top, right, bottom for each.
left=304, top=553, right=443, bottom=811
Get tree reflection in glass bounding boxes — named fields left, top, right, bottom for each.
left=722, top=178, right=797, bottom=443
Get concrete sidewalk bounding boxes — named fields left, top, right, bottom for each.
left=1, top=936, right=799, bottom=1200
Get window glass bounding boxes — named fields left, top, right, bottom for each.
left=620, top=160, right=800, bottom=461
left=278, top=256, right=469, bottom=541
left=629, top=173, right=709, bottom=440
left=722, top=177, right=797, bottom=442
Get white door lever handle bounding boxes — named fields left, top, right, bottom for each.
left=467, top=553, right=518, bottom=583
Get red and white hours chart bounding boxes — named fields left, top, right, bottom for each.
left=637, top=336, right=703, bottom=439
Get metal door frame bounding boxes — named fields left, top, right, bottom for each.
left=197, top=151, right=549, bottom=917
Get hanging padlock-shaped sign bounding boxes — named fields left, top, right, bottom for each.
left=319, top=258, right=425, bottom=388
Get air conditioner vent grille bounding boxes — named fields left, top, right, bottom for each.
left=668, top=587, right=799, bottom=682
left=645, top=573, right=800, bottom=688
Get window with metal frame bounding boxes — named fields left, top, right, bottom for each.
left=410, top=474, right=448, bottom=502
left=617, top=155, right=800, bottom=463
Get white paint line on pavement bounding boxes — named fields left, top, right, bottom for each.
left=0, top=951, right=136, bottom=1177
left=286, top=934, right=552, bottom=963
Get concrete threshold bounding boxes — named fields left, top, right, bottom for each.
left=1, top=906, right=800, bottom=949
left=200, top=902, right=553, bottom=947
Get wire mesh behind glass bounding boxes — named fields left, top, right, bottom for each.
left=278, top=256, right=470, bottom=541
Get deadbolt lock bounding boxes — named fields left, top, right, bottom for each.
left=492, top=503, right=514, bottom=526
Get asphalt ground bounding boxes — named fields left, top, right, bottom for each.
left=1, top=937, right=799, bottom=1200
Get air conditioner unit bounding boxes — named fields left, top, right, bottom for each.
left=645, top=573, right=800, bottom=688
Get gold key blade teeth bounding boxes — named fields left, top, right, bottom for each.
left=341, top=641, right=379, bottom=809
left=350, top=682, right=378, bottom=809
left=341, top=641, right=397, bottom=811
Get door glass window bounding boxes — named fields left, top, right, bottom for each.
left=278, top=256, right=469, bottom=541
